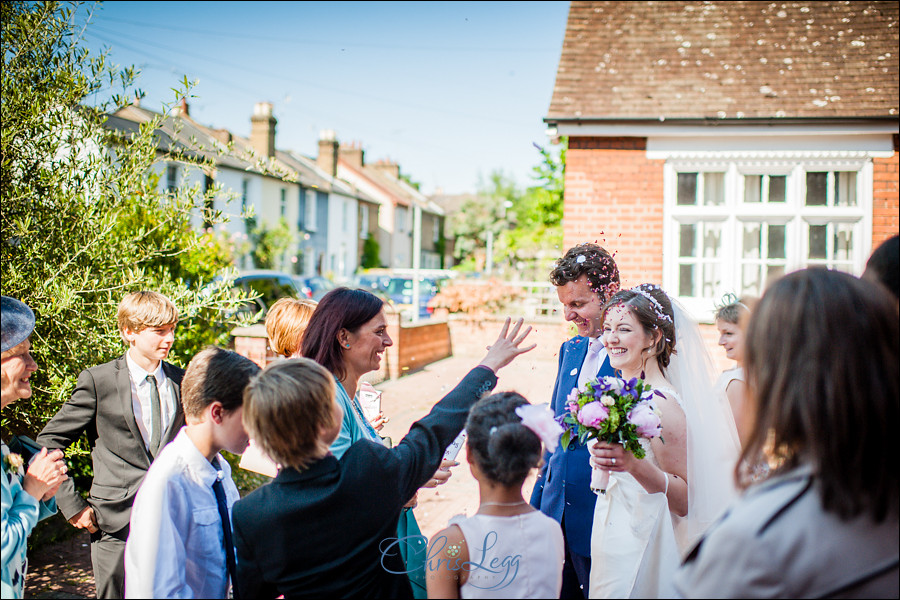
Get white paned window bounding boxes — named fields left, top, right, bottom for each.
left=359, top=204, right=370, bottom=240
left=664, top=158, right=871, bottom=317
left=304, top=189, right=317, bottom=232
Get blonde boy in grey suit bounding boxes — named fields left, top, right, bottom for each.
left=37, top=292, right=185, bottom=599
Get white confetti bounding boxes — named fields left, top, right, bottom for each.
left=570, top=368, right=579, bottom=376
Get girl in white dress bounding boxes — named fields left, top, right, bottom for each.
left=588, top=285, right=740, bottom=598
left=427, top=392, right=565, bottom=599
left=714, top=295, right=754, bottom=443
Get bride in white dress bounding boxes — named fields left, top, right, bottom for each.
left=587, top=284, right=740, bottom=598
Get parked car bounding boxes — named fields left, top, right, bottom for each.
left=386, top=276, right=445, bottom=319
left=229, top=270, right=335, bottom=321
left=353, top=273, right=392, bottom=299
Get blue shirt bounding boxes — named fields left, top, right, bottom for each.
left=329, top=380, right=382, bottom=459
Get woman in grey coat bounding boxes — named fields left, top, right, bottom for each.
left=675, top=269, right=898, bottom=599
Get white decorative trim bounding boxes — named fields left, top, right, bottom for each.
left=554, top=121, right=898, bottom=140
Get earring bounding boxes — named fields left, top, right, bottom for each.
left=345, top=343, right=350, bottom=348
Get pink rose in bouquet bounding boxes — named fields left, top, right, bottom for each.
left=577, top=401, right=609, bottom=428
left=627, top=401, right=662, bottom=438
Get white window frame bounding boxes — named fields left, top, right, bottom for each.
left=359, top=204, right=370, bottom=240
left=663, top=157, right=873, bottom=319
left=304, top=188, right=317, bottom=232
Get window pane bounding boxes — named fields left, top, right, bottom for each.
left=679, top=264, right=695, bottom=296
left=744, top=175, right=762, bottom=203
left=702, top=263, right=720, bottom=298
left=768, top=176, right=786, bottom=203
left=766, top=264, right=785, bottom=285
left=806, top=172, right=827, bottom=206
left=703, top=223, right=722, bottom=258
left=677, top=173, right=698, bottom=206
left=834, top=223, right=853, bottom=261
left=808, top=225, right=827, bottom=259
left=835, top=172, right=857, bottom=206
left=768, top=225, right=786, bottom=259
left=742, top=223, right=762, bottom=259
left=703, top=173, right=725, bottom=206
left=679, top=224, right=696, bottom=257
left=742, top=264, right=761, bottom=297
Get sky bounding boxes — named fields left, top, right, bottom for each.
left=78, top=1, right=571, bottom=196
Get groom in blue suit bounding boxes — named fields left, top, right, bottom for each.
left=530, top=243, right=620, bottom=598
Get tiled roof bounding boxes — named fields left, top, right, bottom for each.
left=108, top=106, right=375, bottom=203
left=548, top=1, right=899, bottom=121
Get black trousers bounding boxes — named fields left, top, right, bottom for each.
left=559, top=517, right=592, bottom=599
left=90, top=527, right=128, bottom=599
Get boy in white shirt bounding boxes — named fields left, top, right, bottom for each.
left=124, top=347, right=259, bottom=599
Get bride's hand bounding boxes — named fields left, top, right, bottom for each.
left=589, top=441, right=635, bottom=473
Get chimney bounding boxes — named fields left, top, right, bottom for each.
left=317, top=129, right=339, bottom=177
left=212, top=128, right=233, bottom=144
left=338, top=141, right=364, bottom=169
left=178, top=97, right=190, bottom=117
left=371, top=159, right=400, bottom=179
left=250, top=102, right=277, bottom=158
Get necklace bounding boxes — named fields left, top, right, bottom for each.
left=479, top=500, right=529, bottom=508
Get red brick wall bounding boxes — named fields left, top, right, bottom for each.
left=872, top=134, right=900, bottom=247
left=564, top=137, right=665, bottom=286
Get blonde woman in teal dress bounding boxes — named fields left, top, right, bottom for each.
left=2, top=296, right=68, bottom=598
left=302, top=288, right=454, bottom=598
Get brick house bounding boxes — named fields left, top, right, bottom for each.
left=547, top=1, right=898, bottom=319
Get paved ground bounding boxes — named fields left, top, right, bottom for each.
left=24, top=319, right=564, bottom=598
left=378, top=340, right=561, bottom=541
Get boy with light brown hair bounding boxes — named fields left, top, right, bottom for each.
left=125, top=347, right=259, bottom=598
left=37, top=291, right=185, bottom=599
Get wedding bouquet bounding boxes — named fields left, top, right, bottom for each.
left=558, top=376, right=664, bottom=493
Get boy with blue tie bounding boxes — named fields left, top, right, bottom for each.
left=529, top=243, right=620, bottom=599
left=124, top=347, right=259, bottom=598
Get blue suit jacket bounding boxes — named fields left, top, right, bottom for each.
left=529, top=336, right=615, bottom=557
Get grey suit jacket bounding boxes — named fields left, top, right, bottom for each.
left=36, top=355, right=185, bottom=534
left=675, top=464, right=899, bottom=598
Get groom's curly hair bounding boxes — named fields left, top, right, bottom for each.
left=550, top=243, right=620, bottom=302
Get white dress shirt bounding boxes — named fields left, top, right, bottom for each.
left=125, top=351, right=177, bottom=451
left=577, top=337, right=608, bottom=389
left=124, top=429, right=240, bottom=599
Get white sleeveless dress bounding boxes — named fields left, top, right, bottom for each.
left=449, top=510, right=564, bottom=599
left=588, top=388, right=687, bottom=599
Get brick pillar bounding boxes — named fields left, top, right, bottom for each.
left=872, top=133, right=900, bottom=247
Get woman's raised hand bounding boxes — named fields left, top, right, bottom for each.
left=478, top=317, right=536, bottom=374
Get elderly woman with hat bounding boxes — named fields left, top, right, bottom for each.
left=2, top=296, right=69, bottom=599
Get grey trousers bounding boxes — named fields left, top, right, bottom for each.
left=90, top=528, right=128, bottom=599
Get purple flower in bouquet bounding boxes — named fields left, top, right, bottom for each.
left=627, top=401, right=662, bottom=438
left=577, top=401, right=609, bottom=428
left=621, top=377, right=640, bottom=399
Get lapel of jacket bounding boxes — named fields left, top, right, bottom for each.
left=160, top=362, right=184, bottom=446
left=559, top=337, right=590, bottom=402
left=115, top=355, right=153, bottom=463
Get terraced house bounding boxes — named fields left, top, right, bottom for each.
left=547, top=0, right=898, bottom=318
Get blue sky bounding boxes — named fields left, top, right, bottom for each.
left=79, top=1, right=570, bottom=195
